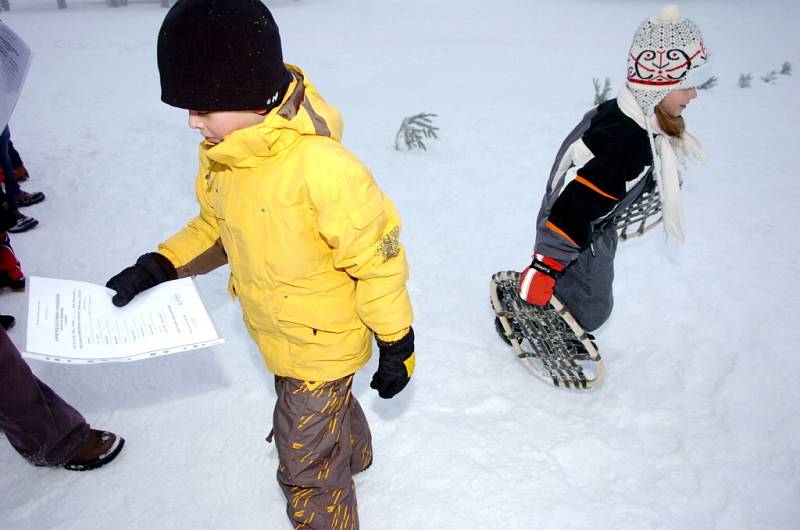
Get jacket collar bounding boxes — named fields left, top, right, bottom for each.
left=204, top=65, right=343, bottom=169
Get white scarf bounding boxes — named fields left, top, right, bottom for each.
left=617, top=86, right=705, bottom=242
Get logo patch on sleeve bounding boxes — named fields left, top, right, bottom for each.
left=376, top=226, right=400, bottom=261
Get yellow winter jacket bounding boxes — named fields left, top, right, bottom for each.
left=158, top=66, right=413, bottom=381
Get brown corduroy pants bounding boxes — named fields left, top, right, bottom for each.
left=273, top=374, right=372, bottom=530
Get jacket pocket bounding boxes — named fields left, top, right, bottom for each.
left=278, top=294, right=361, bottom=333
left=276, top=293, right=362, bottom=347
left=227, top=273, right=238, bottom=299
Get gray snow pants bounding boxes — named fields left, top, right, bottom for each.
left=0, top=328, right=90, bottom=466
left=273, top=374, right=372, bottom=530
left=554, top=225, right=619, bottom=332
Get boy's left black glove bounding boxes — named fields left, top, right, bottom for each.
left=370, top=327, right=415, bottom=399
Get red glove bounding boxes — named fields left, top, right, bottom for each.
left=517, top=254, right=565, bottom=306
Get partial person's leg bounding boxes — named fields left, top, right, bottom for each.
left=554, top=226, right=619, bottom=332
left=0, top=328, right=90, bottom=466
left=274, top=375, right=360, bottom=530
left=0, top=127, right=20, bottom=211
left=0, top=232, right=25, bottom=289
left=6, top=140, right=28, bottom=180
left=348, top=396, right=372, bottom=475
left=0, top=129, right=42, bottom=216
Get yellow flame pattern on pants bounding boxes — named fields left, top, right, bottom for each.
left=274, top=374, right=372, bottom=530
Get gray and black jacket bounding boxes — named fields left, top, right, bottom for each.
left=534, top=99, right=655, bottom=265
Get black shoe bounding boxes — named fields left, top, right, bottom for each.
left=0, top=271, right=25, bottom=291
left=16, top=190, right=45, bottom=207
left=494, top=316, right=521, bottom=346
left=64, top=430, right=125, bottom=471
left=0, top=314, right=15, bottom=330
left=7, top=213, right=38, bottom=233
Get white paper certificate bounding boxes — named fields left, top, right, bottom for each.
left=24, top=276, right=225, bottom=363
left=0, top=21, right=32, bottom=130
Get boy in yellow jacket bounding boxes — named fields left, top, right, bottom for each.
left=106, top=1, right=414, bottom=528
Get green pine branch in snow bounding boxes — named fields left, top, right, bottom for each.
left=395, top=113, right=439, bottom=151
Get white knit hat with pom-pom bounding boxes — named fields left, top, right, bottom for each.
left=626, top=4, right=713, bottom=115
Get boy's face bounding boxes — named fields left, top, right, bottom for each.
left=188, top=110, right=266, bottom=144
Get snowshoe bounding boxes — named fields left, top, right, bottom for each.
left=490, top=270, right=605, bottom=389
left=613, top=185, right=662, bottom=241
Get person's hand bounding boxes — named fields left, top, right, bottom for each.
left=370, top=328, right=415, bottom=399
left=106, top=253, right=177, bottom=307
left=517, top=254, right=565, bottom=306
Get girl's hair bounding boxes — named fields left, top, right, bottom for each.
left=655, top=104, right=686, bottom=138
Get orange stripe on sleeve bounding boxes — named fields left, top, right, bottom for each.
left=575, top=175, right=619, bottom=201
left=545, top=220, right=579, bottom=247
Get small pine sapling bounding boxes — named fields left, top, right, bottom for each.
left=593, top=77, right=612, bottom=105
left=780, top=62, right=792, bottom=76
left=697, top=76, right=717, bottom=90
left=395, top=113, right=439, bottom=151
left=761, top=71, right=778, bottom=83
left=738, top=73, right=753, bottom=88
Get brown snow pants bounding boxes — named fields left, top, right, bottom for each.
left=273, top=374, right=372, bottom=530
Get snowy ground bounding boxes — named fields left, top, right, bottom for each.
left=1, top=1, right=799, bottom=528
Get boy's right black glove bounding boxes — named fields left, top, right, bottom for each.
left=370, top=328, right=415, bottom=399
left=106, top=252, right=177, bottom=307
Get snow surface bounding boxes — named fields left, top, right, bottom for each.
left=1, top=1, right=799, bottom=528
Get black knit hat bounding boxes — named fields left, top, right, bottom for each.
left=157, top=0, right=290, bottom=111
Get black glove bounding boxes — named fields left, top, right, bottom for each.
left=370, top=327, right=415, bottom=399
left=106, top=252, right=177, bottom=307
